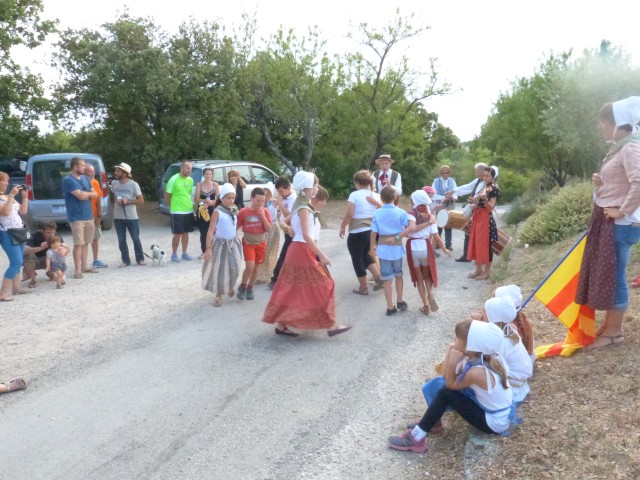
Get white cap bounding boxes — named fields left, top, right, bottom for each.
left=292, top=171, right=315, bottom=194
left=218, top=183, right=236, bottom=199
left=485, top=296, right=517, bottom=324
left=495, top=284, right=523, bottom=308
left=466, top=320, right=504, bottom=355
left=411, top=189, right=432, bottom=206
left=612, top=96, right=640, bottom=127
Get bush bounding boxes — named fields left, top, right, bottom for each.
left=519, top=182, right=593, bottom=244
left=496, top=169, right=529, bottom=203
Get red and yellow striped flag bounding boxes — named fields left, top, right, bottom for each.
left=533, top=233, right=596, bottom=358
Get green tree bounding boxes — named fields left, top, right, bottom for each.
left=0, top=0, right=56, bottom=156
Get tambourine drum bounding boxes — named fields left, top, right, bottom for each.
left=436, top=209, right=468, bottom=230
left=492, top=228, right=512, bottom=256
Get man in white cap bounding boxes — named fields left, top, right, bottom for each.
left=112, top=162, right=146, bottom=266
left=372, top=154, right=402, bottom=196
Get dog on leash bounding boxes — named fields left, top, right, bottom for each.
left=150, top=244, right=166, bottom=267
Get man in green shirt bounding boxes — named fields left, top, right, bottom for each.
left=165, top=160, right=195, bottom=262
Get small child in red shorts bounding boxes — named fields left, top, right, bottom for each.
left=236, top=187, right=272, bottom=300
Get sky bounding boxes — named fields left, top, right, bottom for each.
left=29, top=0, right=640, bottom=141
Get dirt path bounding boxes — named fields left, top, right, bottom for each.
left=0, top=201, right=495, bottom=479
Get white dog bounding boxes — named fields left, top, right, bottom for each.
left=150, top=244, right=166, bottom=267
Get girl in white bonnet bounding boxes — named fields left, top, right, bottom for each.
left=484, top=296, right=534, bottom=405
left=388, top=320, right=512, bottom=453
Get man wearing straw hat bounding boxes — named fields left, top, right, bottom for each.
left=372, top=154, right=402, bottom=197
left=112, top=162, right=146, bottom=266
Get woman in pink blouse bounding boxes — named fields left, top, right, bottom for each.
left=576, top=97, right=640, bottom=348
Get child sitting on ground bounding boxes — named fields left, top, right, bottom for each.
left=494, top=285, right=535, bottom=362
left=46, top=235, right=67, bottom=289
left=485, top=296, right=534, bottom=405
left=389, top=319, right=512, bottom=453
left=370, top=186, right=410, bottom=316
left=202, top=183, right=242, bottom=307
left=236, top=187, right=272, bottom=300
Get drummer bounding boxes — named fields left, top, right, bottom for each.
left=444, top=162, right=487, bottom=262
left=431, top=165, right=457, bottom=251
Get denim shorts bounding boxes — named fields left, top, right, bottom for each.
left=613, top=224, right=640, bottom=309
left=379, top=258, right=403, bottom=280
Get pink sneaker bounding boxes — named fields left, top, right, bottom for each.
left=388, top=430, right=428, bottom=453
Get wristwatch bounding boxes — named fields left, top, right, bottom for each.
left=394, top=234, right=401, bottom=241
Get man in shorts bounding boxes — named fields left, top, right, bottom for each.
left=236, top=187, right=272, bottom=300
left=84, top=163, right=108, bottom=268
left=62, top=157, right=99, bottom=279
left=165, top=160, right=195, bottom=263
left=22, top=221, right=69, bottom=288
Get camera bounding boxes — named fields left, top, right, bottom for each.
left=18, top=184, right=26, bottom=189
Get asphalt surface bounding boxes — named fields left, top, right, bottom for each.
left=0, top=216, right=496, bottom=479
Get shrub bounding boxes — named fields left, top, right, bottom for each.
left=496, top=169, right=529, bottom=203
left=519, top=182, right=593, bottom=245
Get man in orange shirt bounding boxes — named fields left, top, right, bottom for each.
left=84, top=164, right=108, bottom=268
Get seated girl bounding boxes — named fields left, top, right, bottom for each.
left=388, top=320, right=512, bottom=453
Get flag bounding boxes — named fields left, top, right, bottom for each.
left=532, top=232, right=596, bottom=358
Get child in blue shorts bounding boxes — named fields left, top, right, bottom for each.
left=370, top=186, right=409, bottom=316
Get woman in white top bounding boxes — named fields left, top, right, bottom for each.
left=0, top=173, right=30, bottom=301
left=339, top=170, right=383, bottom=295
left=202, top=183, right=242, bottom=307
left=263, top=171, right=351, bottom=338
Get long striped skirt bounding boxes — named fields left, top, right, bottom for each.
left=201, top=236, right=242, bottom=296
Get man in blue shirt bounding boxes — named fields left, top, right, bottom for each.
left=62, top=157, right=99, bottom=279
left=370, top=186, right=409, bottom=316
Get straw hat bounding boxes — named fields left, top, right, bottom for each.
left=375, top=154, right=394, bottom=165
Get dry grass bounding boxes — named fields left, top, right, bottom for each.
left=471, top=234, right=640, bottom=479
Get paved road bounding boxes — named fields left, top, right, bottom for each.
left=0, top=219, right=491, bottom=479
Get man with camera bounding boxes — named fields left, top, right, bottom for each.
left=22, top=221, right=69, bottom=288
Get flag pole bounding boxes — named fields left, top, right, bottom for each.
left=519, top=230, right=588, bottom=311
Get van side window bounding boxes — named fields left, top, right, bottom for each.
left=211, top=168, right=225, bottom=184
left=229, top=165, right=251, bottom=184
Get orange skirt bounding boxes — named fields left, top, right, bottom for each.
left=262, top=242, right=336, bottom=329
left=467, top=208, right=491, bottom=264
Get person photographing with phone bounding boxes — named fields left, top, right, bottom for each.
left=0, top=174, right=29, bottom=301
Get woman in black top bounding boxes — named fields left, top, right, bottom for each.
left=194, top=168, right=219, bottom=257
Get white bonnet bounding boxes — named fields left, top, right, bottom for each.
left=219, top=183, right=236, bottom=199
left=494, top=284, right=523, bottom=308
left=292, top=171, right=315, bottom=194
left=490, top=165, right=499, bottom=179
left=263, top=181, right=275, bottom=195
left=484, top=296, right=517, bottom=325
left=466, top=320, right=504, bottom=355
left=411, top=189, right=432, bottom=207
left=612, top=96, right=640, bottom=127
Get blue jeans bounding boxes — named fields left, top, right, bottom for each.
left=0, top=230, right=25, bottom=279
left=613, top=224, right=640, bottom=309
left=114, top=219, right=144, bottom=264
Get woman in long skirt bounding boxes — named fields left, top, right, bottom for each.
left=202, top=184, right=242, bottom=307
left=263, top=171, right=351, bottom=337
left=255, top=183, right=280, bottom=284
left=467, top=166, right=500, bottom=280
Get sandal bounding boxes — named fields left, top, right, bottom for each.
left=13, top=289, right=33, bottom=295
left=28, top=280, right=37, bottom=288
left=328, top=325, right=352, bottom=337
left=73, top=273, right=84, bottom=279
left=586, top=334, right=624, bottom=349
left=0, top=297, right=14, bottom=302
left=467, top=272, right=480, bottom=279
left=213, top=295, right=223, bottom=307
left=1, top=378, right=27, bottom=394
left=275, top=327, right=299, bottom=337
left=428, top=293, right=439, bottom=312
left=352, top=287, right=369, bottom=295
left=419, top=305, right=430, bottom=316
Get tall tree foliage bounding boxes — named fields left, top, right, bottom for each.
left=0, top=0, right=56, bottom=156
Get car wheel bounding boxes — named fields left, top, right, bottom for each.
left=102, top=213, right=113, bottom=230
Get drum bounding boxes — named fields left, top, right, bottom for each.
left=436, top=210, right=468, bottom=230
left=492, top=228, right=512, bottom=256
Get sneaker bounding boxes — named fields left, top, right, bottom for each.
left=388, top=431, right=428, bottom=453
left=237, top=286, right=246, bottom=300
left=397, top=301, right=408, bottom=311
left=446, top=246, right=453, bottom=251
left=428, top=294, right=439, bottom=312
left=182, top=253, right=193, bottom=261
left=92, top=259, right=108, bottom=268
left=171, top=254, right=180, bottom=263
left=386, top=307, right=398, bottom=316
left=245, top=288, right=254, bottom=300
left=373, top=278, right=384, bottom=291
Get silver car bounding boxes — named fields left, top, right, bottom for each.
left=158, top=160, right=279, bottom=215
